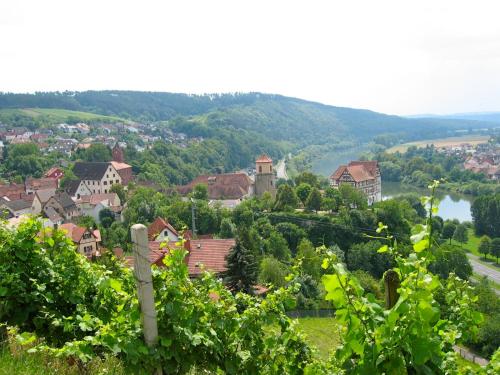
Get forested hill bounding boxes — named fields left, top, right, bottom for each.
left=1, top=91, right=498, bottom=147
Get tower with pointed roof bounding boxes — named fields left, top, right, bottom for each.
left=254, top=154, right=276, bottom=198
left=112, top=143, right=124, bottom=163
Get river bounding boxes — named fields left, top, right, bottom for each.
left=382, top=182, right=473, bottom=222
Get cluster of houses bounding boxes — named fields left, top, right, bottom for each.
left=0, top=144, right=130, bottom=258
left=462, top=142, right=500, bottom=181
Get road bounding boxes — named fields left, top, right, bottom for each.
left=467, top=254, right=500, bottom=284
left=276, top=158, right=288, bottom=180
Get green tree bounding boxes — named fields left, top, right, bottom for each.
left=99, top=208, right=115, bottom=228
left=479, top=235, right=491, bottom=259
left=471, top=194, right=500, bottom=238
left=339, top=183, right=367, bottom=210
left=223, top=240, right=258, bottom=294
left=265, top=231, right=291, bottom=261
left=296, top=239, right=321, bottom=281
left=295, top=183, right=312, bottom=206
left=79, top=143, right=112, bottom=162
left=428, top=244, right=472, bottom=280
left=76, top=215, right=97, bottom=229
left=452, top=224, right=468, bottom=246
left=441, top=222, right=457, bottom=244
left=294, top=171, right=319, bottom=187
left=491, top=238, right=500, bottom=263
left=259, top=256, right=289, bottom=288
left=274, top=184, right=298, bottom=211
left=110, top=183, right=127, bottom=204
left=275, top=222, right=307, bottom=255
left=219, top=218, right=235, bottom=238
left=346, top=240, right=393, bottom=279
left=305, top=187, right=322, bottom=212
left=192, top=183, right=208, bottom=200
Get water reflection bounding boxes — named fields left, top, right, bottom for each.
left=382, top=182, right=473, bottom=222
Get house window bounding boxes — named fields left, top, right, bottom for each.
left=103, top=181, right=107, bottom=185
left=116, top=180, right=119, bottom=183
left=83, top=232, right=92, bottom=240
left=83, top=245, right=93, bottom=255
left=259, top=166, right=262, bottom=173
left=113, top=174, right=115, bottom=177
left=104, top=189, right=107, bottom=193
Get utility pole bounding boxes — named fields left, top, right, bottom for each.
left=191, top=198, right=197, bottom=239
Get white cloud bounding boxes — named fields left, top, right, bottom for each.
left=1, top=0, right=500, bottom=115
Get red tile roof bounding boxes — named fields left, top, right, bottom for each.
left=147, top=217, right=179, bottom=241
left=146, top=239, right=236, bottom=276
left=330, top=161, right=379, bottom=183
left=25, top=178, right=58, bottom=191
left=59, top=223, right=100, bottom=243
left=256, top=154, right=273, bottom=163
left=177, top=173, right=252, bottom=200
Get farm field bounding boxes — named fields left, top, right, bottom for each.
left=0, top=108, right=130, bottom=124
left=387, top=135, right=490, bottom=153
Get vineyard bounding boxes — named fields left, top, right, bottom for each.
left=0, top=183, right=499, bottom=374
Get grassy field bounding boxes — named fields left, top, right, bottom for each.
left=0, top=108, right=131, bottom=124
left=387, top=135, right=490, bottom=153
left=452, top=229, right=500, bottom=269
left=296, top=317, right=341, bottom=360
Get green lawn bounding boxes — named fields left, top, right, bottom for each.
left=451, top=229, right=500, bottom=271
left=296, top=317, right=341, bottom=360
left=0, top=345, right=126, bottom=375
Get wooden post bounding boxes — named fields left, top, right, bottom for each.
left=384, top=270, right=400, bottom=309
left=131, top=224, right=162, bottom=374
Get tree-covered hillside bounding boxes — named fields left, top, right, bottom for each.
left=1, top=91, right=498, bottom=147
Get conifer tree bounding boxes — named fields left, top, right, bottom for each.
left=223, top=240, right=258, bottom=294
left=305, top=187, right=322, bottom=212
left=479, top=235, right=491, bottom=259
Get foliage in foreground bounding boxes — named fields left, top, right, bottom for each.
left=318, top=181, right=487, bottom=374
left=0, top=218, right=314, bottom=374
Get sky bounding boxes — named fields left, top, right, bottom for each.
left=1, top=0, right=500, bottom=115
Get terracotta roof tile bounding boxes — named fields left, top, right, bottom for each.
left=147, top=217, right=179, bottom=241
left=256, top=154, right=273, bottom=163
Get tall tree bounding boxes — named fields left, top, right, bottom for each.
left=219, top=218, right=235, bottom=239
left=265, top=231, right=291, bottom=261
left=442, top=222, right=457, bottom=244
left=305, top=187, right=322, bottom=212
left=295, top=183, right=312, bottom=206
left=491, top=238, right=500, bottom=264
left=478, top=235, right=491, bottom=259
left=274, top=184, right=298, bottom=211
left=223, top=240, right=258, bottom=294
left=452, top=224, right=468, bottom=246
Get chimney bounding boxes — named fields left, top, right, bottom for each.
left=184, top=238, right=191, bottom=252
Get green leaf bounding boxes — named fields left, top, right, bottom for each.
left=348, top=338, right=363, bottom=355
left=0, top=286, right=7, bottom=296
left=378, top=245, right=388, bottom=253
left=413, top=239, right=429, bottom=252
left=321, top=258, right=329, bottom=269
left=109, top=278, right=122, bottom=292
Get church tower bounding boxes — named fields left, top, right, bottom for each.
left=254, top=154, right=276, bottom=198
left=112, top=143, right=124, bottom=163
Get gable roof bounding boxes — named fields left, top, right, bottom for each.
left=65, top=180, right=81, bottom=197
left=147, top=217, right=179, bottom=241
left=35, top=189, right=56, bottom=204
left=0, top=198, right=32, bottom=212
left=25, top=177, right=58, bottom=191
left=44, top=206, right=63, bottom=222
left=49, top=192, right=77, bottom=211
left=73, top=162, right=112, bottom=180
left=147, top=239, right=235, bottom=276
left=44, top=167, right=63, bottom=177
left=110, top=161, right=132, bottom=171
left=76, top=193, right=119, bottom=206
left=330, top=161, right=379, bottom=183
left=256, top=154, right=273, bottom=163
left=177, top=173, right=252, bottom=200
left=59, top=223, right=101, bottom=243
